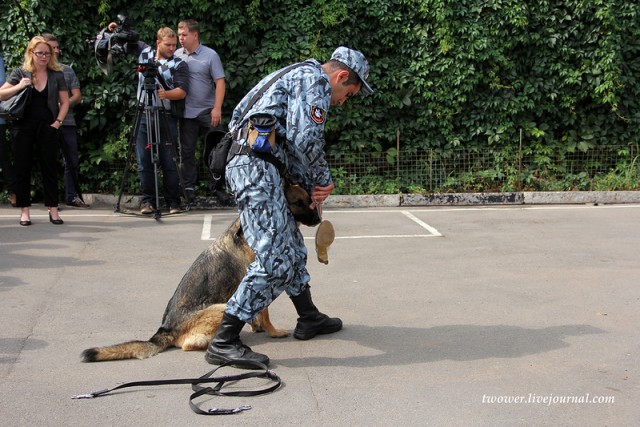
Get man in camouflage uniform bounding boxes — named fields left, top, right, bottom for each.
left=205, top=47, right=373, bottom=367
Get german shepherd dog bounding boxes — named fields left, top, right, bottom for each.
left=81, top=183, right=320, bottom=362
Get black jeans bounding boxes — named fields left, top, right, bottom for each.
left=135, top=114, right=181, bottom=208
left=60, top=125, right=81, bottom=202
left=179, top=110, right=218, bottom=190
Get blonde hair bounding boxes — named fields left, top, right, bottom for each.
left=22, top=36, right=63, bottom=73
left=157, top=27, right=176, bottom=40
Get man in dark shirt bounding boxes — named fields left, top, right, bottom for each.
left=42, top=33, right=88, bottom=208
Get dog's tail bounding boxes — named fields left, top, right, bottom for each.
left=81, top=328, right=175, bottom=362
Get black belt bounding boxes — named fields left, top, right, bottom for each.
left=228, top=139, right=288, bottom=179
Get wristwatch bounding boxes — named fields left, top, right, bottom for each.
left=56, top=119, right=63, bottom=125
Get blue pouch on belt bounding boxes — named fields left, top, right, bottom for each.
left=248, top=113, right=277, bottom=153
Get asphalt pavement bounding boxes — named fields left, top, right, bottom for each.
left=1, top=202, right=639, bottom=426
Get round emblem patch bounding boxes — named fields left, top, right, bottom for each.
left=310, top=106, right=326, bottom=124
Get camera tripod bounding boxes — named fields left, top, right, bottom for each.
left=115, top=73, right=188, bottom=220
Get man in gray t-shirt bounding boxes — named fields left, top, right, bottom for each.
left=43, top=33, right=89, bottom=208
left=175, top=19, right=228, bottom=204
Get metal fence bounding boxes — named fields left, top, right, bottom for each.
left=98, top=144, right=640, bottom=196
left=327, top=144, right=640, bottom=194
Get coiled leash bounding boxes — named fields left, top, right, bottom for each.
left=71, top=360, right=281, bottom=415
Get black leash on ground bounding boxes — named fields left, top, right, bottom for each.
left=71, top=360, right=281, bottom=415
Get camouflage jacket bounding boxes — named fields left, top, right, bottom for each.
left=229, top=59, right=332, bottom=188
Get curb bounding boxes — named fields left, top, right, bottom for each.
left=328, top=191, right=640, bottom=208
left=402, top=191, right=640, bottom=207
left=80, top=191, right=640, bottom=210
left=85, top=193, right=237, bottom=211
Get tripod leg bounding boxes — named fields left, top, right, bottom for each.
left=147, top=104, right=162, bottom=220
left=116, top=103, right=145, bottom=213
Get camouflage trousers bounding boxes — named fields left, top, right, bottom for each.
left=225, top=153, right=310, bottom=323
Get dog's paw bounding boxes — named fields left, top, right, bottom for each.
left=250, top=324, right=265, bottom=333
left=268, top=328, right=290, bottom=338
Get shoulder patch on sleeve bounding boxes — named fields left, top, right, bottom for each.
left=310, top=105, right=326, bottom=124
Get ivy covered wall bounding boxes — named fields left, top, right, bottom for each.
left=1, top=0, right=638, bottom=193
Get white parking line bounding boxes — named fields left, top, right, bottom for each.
left=200, top=211, right=442, bottom=240
left=198, top=203, right=640, bottom=241
left=317, top=234, right=439, bottom=240
left=402, top=210, right=442, bottom=236
left=202, top=215, right=214, bottom=240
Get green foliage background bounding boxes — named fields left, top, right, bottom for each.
left=1, top=0, right=638, bottom=194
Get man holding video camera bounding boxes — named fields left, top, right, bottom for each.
left=134, top=27, right=189, bottom=214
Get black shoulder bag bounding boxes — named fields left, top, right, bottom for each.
left=0, top=85, right=33, bottom=120
left=207, top=61, right=310, bottom=178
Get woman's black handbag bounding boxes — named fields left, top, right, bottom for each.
left=0, top=86, right=32, bottom=120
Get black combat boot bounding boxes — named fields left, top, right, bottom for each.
left=290, top=288, right=342, bottom=340
left=205, top=313, right=270, bottom=368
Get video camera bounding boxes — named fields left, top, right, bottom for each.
left=138, top=59, right=159, bottom=91
left=88, top=14, right=140, bottom=75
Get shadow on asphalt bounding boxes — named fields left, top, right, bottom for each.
left=270, top=324, right=605, bottom=368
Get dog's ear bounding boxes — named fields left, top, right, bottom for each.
left=284, top=184, right=309, bottom=208
left=234, top=227, right=244, bottom=240
left=229, top=217, right=245, bottom=241
left=285, top=184, right=321, bottom=227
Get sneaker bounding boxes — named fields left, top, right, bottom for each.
left=66, top=197, right=90, bottom=209
left=169, top=206, right=182, bottom=214
left=140, top=203, right=154, bottom=214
